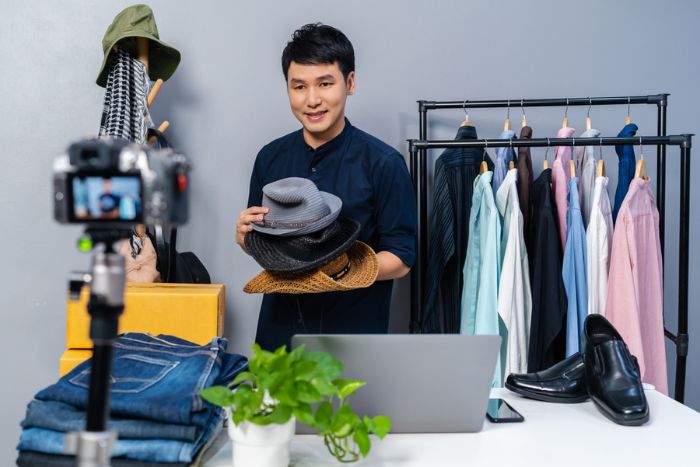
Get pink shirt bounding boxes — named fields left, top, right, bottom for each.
left=551, top=127, right=576, bottom=251
left=605, top=178, right=667, bottom=395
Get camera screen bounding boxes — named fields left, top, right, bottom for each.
left=69, top=174, right=143, bottom=222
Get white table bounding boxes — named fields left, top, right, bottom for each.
left=205, top=388, right=700, bottom=466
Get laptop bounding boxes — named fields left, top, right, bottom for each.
left=291, top=334, right=500, bottom=433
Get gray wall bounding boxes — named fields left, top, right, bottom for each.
left=1, top=0, right=698, bottom=462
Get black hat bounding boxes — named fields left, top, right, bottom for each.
left=245, top=218, right=360, bottom=274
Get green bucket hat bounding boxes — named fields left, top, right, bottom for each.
left=96, top=4, right=181, bottom=87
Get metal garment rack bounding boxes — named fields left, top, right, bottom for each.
left=407, top=94, right=692, bottom=403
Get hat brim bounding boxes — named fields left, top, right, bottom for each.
left=96, top=33, right=181, bottom=87
left=244, top=241, right=378, bottom=294
left=245, top=218, right=360, bottom=274
left=251, top=191, right=342, bottom=236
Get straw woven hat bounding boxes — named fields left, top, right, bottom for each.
left=243, top=241, right=378, bottom=294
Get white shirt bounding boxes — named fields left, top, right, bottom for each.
left=495, top=169, right=532, bottom=377
left=574, top=128, right=601, bottom=227
left=586, top=176, right=613, bottom=316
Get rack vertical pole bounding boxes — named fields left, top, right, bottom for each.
left=409, top=141, right=420, bottom=333
left=657, top=95, right=668, bottom=256
left=675, top=135, right=692, bottom=403
left=417, top=102, right=428, bottom=332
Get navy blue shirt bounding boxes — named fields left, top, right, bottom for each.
left=247, top=119, right=416, bottom=350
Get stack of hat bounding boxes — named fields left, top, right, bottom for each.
left=244, top=178, right=378, bottom=294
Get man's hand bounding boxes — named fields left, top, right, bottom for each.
left=236, top=206, right=269, bottom=254
left=375, top=251, right=410, bottom=281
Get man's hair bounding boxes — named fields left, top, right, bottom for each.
left=281, top=23, right=355, bottom=81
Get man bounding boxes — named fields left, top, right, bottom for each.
left=236, top=23, right=416, bottom=350
left=98, top=178, right=121, bottom=219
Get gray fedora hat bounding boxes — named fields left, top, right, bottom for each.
left=252, top=177, right=342, bottom=236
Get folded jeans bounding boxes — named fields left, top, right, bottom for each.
left=35, top=333, right=247, bottom=426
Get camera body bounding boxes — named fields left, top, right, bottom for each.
left=53, top=138, right=189, bottom=227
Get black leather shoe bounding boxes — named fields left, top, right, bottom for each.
left=505, top=353, right=589, bottom=403
left=581, top=314, right=649, bottom=426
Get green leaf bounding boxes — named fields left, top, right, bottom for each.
left=291, top=360, right=317, bottom=381
left=273, top=380, right=299, bottom=407
left=363, top=415, right=373, bottom=431
left=199, top=386, right=235, bottom=407
left=314, top=401, right=333, bottom=432
left=353, top=424, right=371, bottom=457
left=229, top=371, right=255, bottom=387
left=293, top=403, right=315, bottom=425
left=289, top=344, right=306, bottom=361
left=371, top=416, right=392, bottom=439
left=310, top=378, right=338, bottom=396
left=295, top=381, right=322, bottom=403
left=330, top=405, right=357, bottom=438
left=232, top=410, right=245, bottom=426
left=266, top=404, right=293, bottom=424
left=304, top=351, right=343, bottom=380
left=333, top=379, right=366, bottom=399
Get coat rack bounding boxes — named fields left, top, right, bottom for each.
left=407, top=94, right=692, bottom=404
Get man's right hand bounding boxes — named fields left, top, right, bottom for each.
left=236, top=206, right=269, bottom=254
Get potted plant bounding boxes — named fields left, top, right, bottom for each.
left=201, top=343, right=391, bottom=467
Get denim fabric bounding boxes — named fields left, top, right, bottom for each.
left=16, top=451, right=188, bottom=467
left=21, top=400, right=197, bottom=441
left=612, top=123, right=638, bottom=221
left=18, top=409, right=223, bottom=463
left=35, top=333, right=247, bottom=426
left=563, top=178, right=588, bottom=356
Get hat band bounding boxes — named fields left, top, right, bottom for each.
left=328, top=260, right=351, bottom=281
left=258, top=213, right=328, bottom=229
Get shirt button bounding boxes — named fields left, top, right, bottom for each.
left=311, top=167, right=316, bottom=173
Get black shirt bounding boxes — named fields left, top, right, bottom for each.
left=247, top=119, right=416, bottom=350
left=528, top=168, right=567, bottom=372
left=420, top=125, right=493, bottom=333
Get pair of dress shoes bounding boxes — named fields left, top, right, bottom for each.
left=505, top=314, right=649, bottom=426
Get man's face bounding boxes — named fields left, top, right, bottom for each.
left=286, top=61, right=355, bottom=139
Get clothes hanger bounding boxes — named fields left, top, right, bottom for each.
left=625, top=97, right=632, bottom=125
left=136, top=38, right=171, bottom=145
left=503, top=100, right=511, bottom=131
left=480, top=140, right=489, bottom=174
left=521, top=99, right=527, bottom=128
left=460, top=99, right=474, bottom=127
left=635, top=137, right=648, bottom=180
left=569, top=137, right=576, bottom=178
left=597, top=138, right=606, bottom=177
left=543, top=139, right=550, bottom=170
left=508, top=139, right=515, bottom=170
left=562, top=98, right=569, bottom=128
left=586, top=98, right=592, bottom=131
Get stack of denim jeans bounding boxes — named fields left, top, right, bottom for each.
left=17, top=333, right=247, bottom=466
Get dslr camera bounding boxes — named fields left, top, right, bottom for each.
left=53, top=138, right=190, bottom=227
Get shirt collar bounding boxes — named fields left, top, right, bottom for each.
left=455, top=124, right=478, bottom=140
left=302, top=118, right=353, bottom=156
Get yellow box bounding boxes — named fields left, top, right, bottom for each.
left=66, top=283, right=225, bottom=349
left=60, top=349, right=92, bottom=376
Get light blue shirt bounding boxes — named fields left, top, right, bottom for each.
left=461, top=171, right=503, bottom=386
left=492, top=129, right=516, bottom=195
left=563, top=177, right=588, bottom=356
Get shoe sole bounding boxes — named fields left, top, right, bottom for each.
left=504, top=381, right=589, bottom=404
left=590, top=396, right=650, bottom=426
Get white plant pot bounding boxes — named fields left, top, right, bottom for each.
left=228, top=415, right=295, bottom=467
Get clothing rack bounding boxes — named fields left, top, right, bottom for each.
left=407, top=94, right=692, bottom=403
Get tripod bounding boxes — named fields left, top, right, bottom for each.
left=65, top=228, right=131, bottom=467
